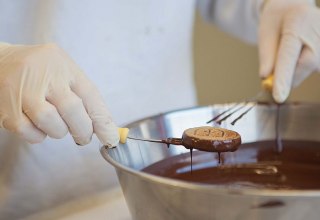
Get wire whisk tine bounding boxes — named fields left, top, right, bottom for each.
left=230, top=103, right=256, bottom=125
left=207, top=91, right=263, bottom=126
left=206, top=103, right=240, bottom=124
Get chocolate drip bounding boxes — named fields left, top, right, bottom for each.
left=275, top=104, right=283, bottom=153
left=190, top=148, right=193, bottom=174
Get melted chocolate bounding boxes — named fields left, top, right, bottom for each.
left=142, top=140, right=320, bottom=189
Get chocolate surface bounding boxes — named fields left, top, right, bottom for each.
left=181, top=126, right=241, bottom=152
left=142, top=140, right=320, bottom=189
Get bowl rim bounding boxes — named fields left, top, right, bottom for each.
left=101, top=104, right=320, bottom=197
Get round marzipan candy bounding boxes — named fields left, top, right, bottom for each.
left=182, top=126, right=241, bottom=152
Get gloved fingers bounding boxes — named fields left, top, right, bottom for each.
left=258, top=12, right=281, bottom=78
left=292, top=47, right=318, bottom=87
left=2, top=113, right=46, bottom=144
left=71, top=73, right=119, bottom=147
left=47, top=88, right=93, bottom=145
left=273, top=33, right=302, bottom=103
left=23, top=100, right=68, bottom=139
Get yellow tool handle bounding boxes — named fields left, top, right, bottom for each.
left=261, top=74, right=274, bottom=92
left=118, top=127, right=129, bottom=144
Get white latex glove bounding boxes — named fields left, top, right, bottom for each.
left=259, top=0, right=320, bottom=103
left=0, top=43, right=119, bottom=146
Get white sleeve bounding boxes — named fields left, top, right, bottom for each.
left=197, top=0, right=264, bottom=44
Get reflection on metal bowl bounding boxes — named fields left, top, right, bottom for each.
left=100, top=104, right=320, bottom=220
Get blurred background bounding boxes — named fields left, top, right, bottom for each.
left=193, top=1, right=320, bottom=105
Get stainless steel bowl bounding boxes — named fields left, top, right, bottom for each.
left=101, top=103, right=320, bottom=220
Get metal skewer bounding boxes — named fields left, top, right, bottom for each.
left=127, top=137, right=183, bottom=146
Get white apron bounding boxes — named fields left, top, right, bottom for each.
left=0, top=1, right=196, bottom=219
left=0, top=0, right=260, bottom=219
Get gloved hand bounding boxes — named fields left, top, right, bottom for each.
left=0, top=43, right=119, bottom=146
left=258, top=0, right=320, bottom=103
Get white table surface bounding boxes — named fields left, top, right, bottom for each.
left=24, top=187, right=132, bottom=220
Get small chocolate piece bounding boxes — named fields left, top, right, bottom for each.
left=182, top=126, right=241, bottom=152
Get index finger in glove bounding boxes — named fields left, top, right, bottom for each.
left=273, top=33, right=302, bottom=103
left=71, top=73, right=119, bottom=147
left=47, top=87, right=94, bottom=146
left=258, top=14, right=281, bottom=78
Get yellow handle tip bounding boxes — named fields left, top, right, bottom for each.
left=261, top=75, right=274, bottom=92
left=118, top=127, right=129, bottom=144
